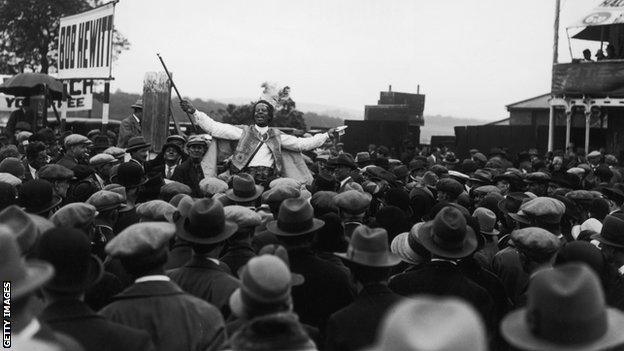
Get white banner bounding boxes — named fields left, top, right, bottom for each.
left=0, top=78, right=93, bottom=112
left=569, top=0, right=624, bottom=28
left=57, top=2, right=116, bottom=79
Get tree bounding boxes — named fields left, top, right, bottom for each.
left=0, top=0, right=130, bottom=74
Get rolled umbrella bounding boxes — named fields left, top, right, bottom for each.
left=0, top=73, right=64, bottom=100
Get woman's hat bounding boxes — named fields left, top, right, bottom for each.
left=501, top=263, right=624, bottom=351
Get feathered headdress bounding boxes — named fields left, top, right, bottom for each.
left=260, top=82, right=291, bottom=109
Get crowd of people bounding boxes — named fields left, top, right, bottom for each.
left=4, top=97, right=624, bottom=351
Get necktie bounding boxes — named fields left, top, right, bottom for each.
left=166, top=166, right=173, bottom=179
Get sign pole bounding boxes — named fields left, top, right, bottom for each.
left=60, top=82, right=67, bottom=132
left=102, top=80, right=110, bottom=133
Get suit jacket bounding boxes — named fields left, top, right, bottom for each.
left=99, top=280, right=226, bottom=351
left=171, top=159, right=204, bottom=197
left=166, top=255, right=240, bottom=319
left=41, top=299, right=154, bottom=351
left=219, top=242, right=256, bottom=278
left=288, top=248, right=355, bottom=332
left=117, top=115, right=142, bottom=148
left=23, top=159, right=35, bottom=181
left=325, top=283, right=402, bottom=351
left=389, top=260, right=496, bottom=331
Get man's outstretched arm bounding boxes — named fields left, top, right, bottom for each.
left=280, top=129, right=337, bottom=152
left=180, top=100, right=242, bottom=140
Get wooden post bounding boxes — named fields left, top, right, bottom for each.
left=102, top=81, right=110, bottom=133
left=565, top=109, right=571, bottom=149
left=548, top=106, right=555, bottom=152
left=585, top=109, right=591, bottom=154
left=143, top=72, right=171, bottom=153
left=60, top=82, right=67, bottom=132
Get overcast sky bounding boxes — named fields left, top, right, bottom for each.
left=111, top=0, right=599, bottom=120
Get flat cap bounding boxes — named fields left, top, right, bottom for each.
left=86, top=190, right=125, bottom=212
left=514, top=197, right=566, bottom=224
left=105, top=222, right=175, bottom=258
left=103, top=146, right=126, bottom=159
left=224, top=205, right=262, bottom=229
left=166, top=134, right=187, bottom=144
left=135, top=200, right=176, bottom=222
left=511, top=227, right=560, bottom=261
left=567, top=167, right=585, bottom=176
left=436, top=178, right=464, bottom=198
left=37, top=164, right=74, bottom=181
left=199, top=177, right=228, bottom=197
left=50, top=203, right=97, bottom=228
left=364, top=166, right=396, bottom=183
left=525, top=172, right=551, bottom=184
left=0, top=172, right=21, bottom=187
left=334, top=190, right=372, bottom=214
left=269, top=177, right=300, bottom=189
left=159, top=181, right=192, bottom=200
left=262, top=186, right=300, bottom=204
left=186, top=135, right=210, bottom=148
left=89, top=153, right=117, bottom=167
left=566, top=190, right=601, bottom=202
left=355, top=152, right=371, bottom=163
left=0, top=157, right=25, bottom=179
left=64, top=134, right=90, bottom=148
left=587, top=150, right=602, bottom=158
left=473, top=185, right=501, bottom=195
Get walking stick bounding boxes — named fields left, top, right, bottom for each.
left=156, top=53, right=198, bottom=132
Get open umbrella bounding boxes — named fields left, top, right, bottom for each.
left=0, top=73, right=64, bottom=100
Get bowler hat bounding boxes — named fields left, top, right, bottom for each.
left=592, top=214, right=624, bottom=248
left=225, top=173, right=264, bottom=202
left=179, top=198, right=238, bottom=244
left=335, top=225, right=401, bottom=267
left=501, top=263, right=624, bottom=351
left=116, top=162, right=147, bottom=189
left=131, top=98, right=143, bottom=109
left=416, top=206, right=477, bottom=259
left=18, top=179, right=62, bottom=216
left=37, top=227, right=103, bottom=293
left=0, top=229, right=54, bottom=300
left=266, top=198, right=325, bottom=236
left=125, top=136, right=151, bottom=153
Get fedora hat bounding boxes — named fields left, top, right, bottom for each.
left=225, top=173, right=264, bottom=202
left=266, top=198, right=325, bottom=236
left=501, top=263, right=624, bottom=351
left=335, top=225, right=401, bottom=267
left=18, top=179, right=62, bottom=216
left=472, top=207, right=499, bottom=236
left=229, top=254, right=300, bottom=318
left=366, top=296, right=487, bottom=351
left=416, top=206, right=477, bottom=259
left=179, top=198, right=238, bottom=244
left=37, top=227, right=103, bottom=293
left=592, top=213, right=624, bottom=248
left=125, top=136, right=151, bottom=153
left=0, top=205, right=38, bottom=254
left=131, top=98, right=143, bottom=109
left=0, top=228, right=54, bottom=300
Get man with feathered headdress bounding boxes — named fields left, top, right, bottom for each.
left=180, top=84, right=338, bottom=186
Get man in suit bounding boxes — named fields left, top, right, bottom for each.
left=38, top=227, right=155, bottom=351
left=100, top=222, right=226, bottom=351
left=117, top=99, right=143, bottom=148
left=57, top=134, right=90, bottom=171
left=166, top=198, right=241, bottom=319
left=172, top=136, right=210, bottom=197
left=24, top=141, right=48, bottom=181
left=325, top=226, right=403, bottom=351
left=389, top=206, right=496, bottom=333
left=267, top=198, right=355, bottom=333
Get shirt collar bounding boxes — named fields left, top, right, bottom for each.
left=430, top=258, right=458, bottom=265
left=135, top=275, right=171, bottom=283
left=14, top=318, right=40, bottom=343
left=254, top=125, right=269, bottom=134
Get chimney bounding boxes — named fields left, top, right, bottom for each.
left=388, top=84, right=392, bottom=92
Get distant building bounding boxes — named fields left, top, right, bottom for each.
left=505, top=93, right=596, bottom=128
left=364, top=86, right=425, bottom=126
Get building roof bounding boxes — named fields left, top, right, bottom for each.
left=483, top=118, right=510, bottom=126
left=506, top=93, right=550, bottom=111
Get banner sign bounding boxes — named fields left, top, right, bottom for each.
left=569, top=0, right=624, bottom=28
left=57, top=2, right=116, bottom=79
left=0, top=77, right=94, bottom=112
left=552, top=62, right=624, bottom=96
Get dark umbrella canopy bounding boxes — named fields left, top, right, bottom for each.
left=0, top=73, right=64, bottom=100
